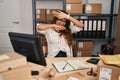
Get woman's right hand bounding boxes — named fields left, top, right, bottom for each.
left=53, top=24, right=66, bottom=31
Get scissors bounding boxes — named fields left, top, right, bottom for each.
left=87, top=67, right=97, bottom=77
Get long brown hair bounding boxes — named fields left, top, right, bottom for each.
left=51, top=10, right=72, bottom=47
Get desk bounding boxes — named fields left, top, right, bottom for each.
left=29, top=57, right=98, bottom=80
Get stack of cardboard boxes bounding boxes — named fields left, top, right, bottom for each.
left=36, top=9, right=46, bottom=20
left=77, top=41, right=93, bottom=57
left=66, top=0, right=82, bottom=14
left=36, top=9, right=57, bottom=20
left=0, top=52, right=32, bottom=80
left=83, top=3, right=102, bottom=14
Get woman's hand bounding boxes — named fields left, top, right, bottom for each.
left=53, top=24, right=66, bottom=32
left=53, top=10, right=68, bottom=19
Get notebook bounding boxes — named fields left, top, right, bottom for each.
left=52, top=60, right=88, bottom=73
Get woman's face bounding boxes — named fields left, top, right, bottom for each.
left=54, top=19, right=66, bottom=32
left=56, top=19, right=66, bottom=26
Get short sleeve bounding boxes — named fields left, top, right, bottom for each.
left=70, top=22, right=83, bottom=33
left=37, top=24, right=49, bottom=35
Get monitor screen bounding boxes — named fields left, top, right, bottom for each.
left=8, top=32, right=47, bottom=66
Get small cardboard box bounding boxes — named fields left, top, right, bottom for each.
left=77, top=41, right=93, bottom=51
left=36, top=9, right=46, bottom=14
left=83, top=3, right=102, bottom=14
left=97, top=60, right=120, bottom=80
left=66, top=4, right=82, bottom=14
left=37, top=14, right=46, bottom=20
left=0, top=52, right=27, bottom=72
left=66, top=0, right=82, bottom=4
left=0, top=65, right=32, bottom=80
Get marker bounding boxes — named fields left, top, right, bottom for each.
left=62, top=63, right=68, bottom=70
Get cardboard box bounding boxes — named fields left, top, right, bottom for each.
left=81, top=51, right=92, bottom=57
left=66, top=0, right=82, bottom=4
left=77, top=41, right=93, bottom=51
left=66, top=4, right=82, bottom=14
left=0, top=65, right=32, bottom=80
left=46, top=14, right=54, bottom=20
left=46, top=9, right=57, bottom=20
left=37, top=14, right=46, bottom=20
left=0, top=52, right=27, bottom=72
left=83, top=3, right=102, bottom=14
left=97, top=60, right=120, bottom=80
left=36, top=9, right=46, bottom=14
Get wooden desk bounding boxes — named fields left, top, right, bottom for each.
left=29, top=57, right=98, bottom=80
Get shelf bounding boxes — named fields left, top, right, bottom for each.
left=73, top=37, right=115, bottom=41
left=70, top=14, right=118, bottom=17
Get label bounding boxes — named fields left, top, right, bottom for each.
left=86, top=5, right=92, bottom=13
left=66, top=4, right=71, bottom=10
left=78, top=42, right=83, bottom=48
left=99, top=67, right=112, bottom=80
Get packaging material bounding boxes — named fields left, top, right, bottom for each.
left=83, top=3, right=102, bottom=14
left=37, top=14, right=46, bottom=20
left=97, top=60, right=120, bottom=80
left=80, top=51, right=92, bottom=57
left=77, top=41, right=93, bottom=51
left=36, top=9, right=46, bottom=14
left=0, top=65, right=32, bottom=80
left=0, top=52, right=27, bottom=72
left=66, top=0, right=82, bottom=4
left=36, top=9, right=46, bottom=20
left=66, top=4, right=82, bottom=14
left=46, top=9, right=57, bottom=20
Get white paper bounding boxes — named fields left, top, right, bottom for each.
left=0, top=75, right=3, bottom=80
left=78, top=42, right=83, bottom=48
left=86, top=5, right=92, bottom=13
left=68, top=77, right=79, bottom=80
left=99, top=67, right=112, bottom=80
left=67, top=4, right=71, bottom=10
left=0, top=55, right=10, bottom=61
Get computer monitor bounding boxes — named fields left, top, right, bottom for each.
left=8, top=32, right=47, bottom=66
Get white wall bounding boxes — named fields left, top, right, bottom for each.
left=20, top=0, right=33, bottom=34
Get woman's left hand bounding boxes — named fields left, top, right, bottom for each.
left=53, top=10, right=67, bottom=19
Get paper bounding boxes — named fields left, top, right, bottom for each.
left=52, top=60, right=88, bottom=73
left=0, top=75, right=3, bottom=80
left=99, top=67, right=112, bottom=80
left=68, top=77, right=79, bottom=80
left=0, top=55, right=10, bottom=61
left=119, top=76, right=120, bottom=80
left=99, top=54, right=120, bottom=66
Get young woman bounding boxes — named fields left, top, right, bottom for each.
left=37, top=10, right=84, bottom=57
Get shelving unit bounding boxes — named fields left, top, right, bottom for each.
left=32, top=0, right=118, bottom=56
left=32, top=0, right=117, bottom=41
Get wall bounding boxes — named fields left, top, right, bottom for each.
left=20, top=0, right=33, bottom=34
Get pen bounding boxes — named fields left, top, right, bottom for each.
left=62, top=63, right=68, bottom=70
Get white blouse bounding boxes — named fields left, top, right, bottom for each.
left=37, top=24, right=82, bottom=57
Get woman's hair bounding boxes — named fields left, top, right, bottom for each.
left=51, top=10, right=72, bottom=47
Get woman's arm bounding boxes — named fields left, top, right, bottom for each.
left=37, top=24, right=66, bottom=31
left=37, top=24, right=54, bottom=30
left=53, top=10, right=84, bottom=28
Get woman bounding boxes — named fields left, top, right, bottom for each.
left=37, top=10, right=83, bottom=57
